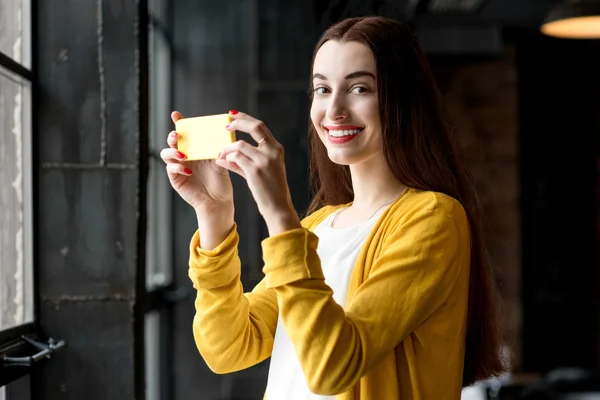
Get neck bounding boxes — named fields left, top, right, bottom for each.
left=348, top=152, right=405, bottom=210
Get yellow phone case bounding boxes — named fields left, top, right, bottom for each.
left=175, top=113, right=236, bottom=160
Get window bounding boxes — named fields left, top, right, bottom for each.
left=0, top=66, right=33, bottom=332
left=0, top=1, right=33, bottom=332
left=0, top=0, right=31, bottom=68
left=0, top=0, right=35, bottom=392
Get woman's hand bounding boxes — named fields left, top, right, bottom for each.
left=216, top=111, right=301, bottom=235
left=160, top=111, right=234, bottom=215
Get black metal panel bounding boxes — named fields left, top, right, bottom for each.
left=37, top=1, right=102, bottom=164
left=37, top=169, right=137, bottom=298
left=34, top=0, right=147, bottom=398
left=103, top=0, right=140, bottom=165
left=33, top=300, right=135, bottom=399
left=36, top=0, right=140, bottom=166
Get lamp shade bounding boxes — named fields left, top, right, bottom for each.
left=541, top=0, right=600, bottom=39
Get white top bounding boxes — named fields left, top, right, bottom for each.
left=265, top=210, right=379, bottom=399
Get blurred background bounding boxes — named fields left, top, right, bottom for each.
left=0, top=0, right=599, bottom=399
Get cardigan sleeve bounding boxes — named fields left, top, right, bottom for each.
left=188, top=224, right=277, bottom=373
left=188, top=207, right=335, bottom=374
left=260, top=201, right=470, bottom=395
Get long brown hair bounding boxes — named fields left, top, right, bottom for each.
left=306, top=16, right=505, bottom=386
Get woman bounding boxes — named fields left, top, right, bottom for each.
left=161, top=16, right=504, bottom=400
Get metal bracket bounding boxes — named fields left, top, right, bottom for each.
left=1, top=336, right=66, bottom=367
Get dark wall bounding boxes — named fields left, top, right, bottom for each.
left=35, top=0, right=147, bottom=398
left=430, top=48, right=522, bottom=369
left=516, top=31, right=600, bottom=373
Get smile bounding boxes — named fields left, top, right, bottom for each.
left=325, top=127, right=364, bottom=144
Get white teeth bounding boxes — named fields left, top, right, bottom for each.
left=328, top=129, right=362, bottom=137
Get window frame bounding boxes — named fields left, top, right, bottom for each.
left=144, top=2, right=178, bottom=399
left=0, top=0, right=42, bottom=389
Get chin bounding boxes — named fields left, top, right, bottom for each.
left=325, top=150, right=365, bottom=166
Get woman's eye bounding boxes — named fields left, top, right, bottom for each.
left=351, top=86, right=368, bottom=94
left=315, top=87, right=329, bottom=95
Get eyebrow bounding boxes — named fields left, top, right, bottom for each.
left=313, top=71, right=376, bottom=80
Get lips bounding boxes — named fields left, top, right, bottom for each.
left=324, top=125, right=365, bottom=144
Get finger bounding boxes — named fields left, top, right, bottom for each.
left=223, top=151, right=254, bottom=179
left=215, top=158, right=246, bottom=179
left=171, top=111, right=184, bottom=124
left=160, top=147, right=187, bottom=163
left=167, top=130, right=180, bottom=149
left=166, top=162, right=192, bottom=181
left=218, top=140, right=265, bottom=164
left=227, top=111, right=276, bottom=145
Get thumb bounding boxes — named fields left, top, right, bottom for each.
left=171, top=111, right=184, bottom=124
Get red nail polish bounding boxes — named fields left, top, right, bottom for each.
left=229, top=110, right=238, bottom=115
left=225, top=124, right=230, bottom=130
left=184, top=168, right=192, bottom=175
left=177, top=151, right=185, bottom=159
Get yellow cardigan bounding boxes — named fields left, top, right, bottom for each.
left=188, top=187, right=471, bottom=399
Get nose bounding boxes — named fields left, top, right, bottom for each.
left=325, top=92, right=349, bottom=121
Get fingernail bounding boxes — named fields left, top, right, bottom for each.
left=177, top=151, right=186, bottom=159
left=229, top=110, right=238, bottom=115
left=184, top=168, right=192, bottom=175
left=225, top=124, right=230, bottom=130
left=170, top=131, right=176, bottom=137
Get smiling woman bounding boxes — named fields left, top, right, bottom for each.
left=162, top=15, right=504, bottom=400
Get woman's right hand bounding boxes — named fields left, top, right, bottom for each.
left=160, top=111, right=234, bottom=214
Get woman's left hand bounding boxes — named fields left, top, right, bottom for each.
left=216, top=111, right=301, bottom=235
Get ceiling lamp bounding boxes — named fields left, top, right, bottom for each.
left=541, top=0, right=600, bottom=39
